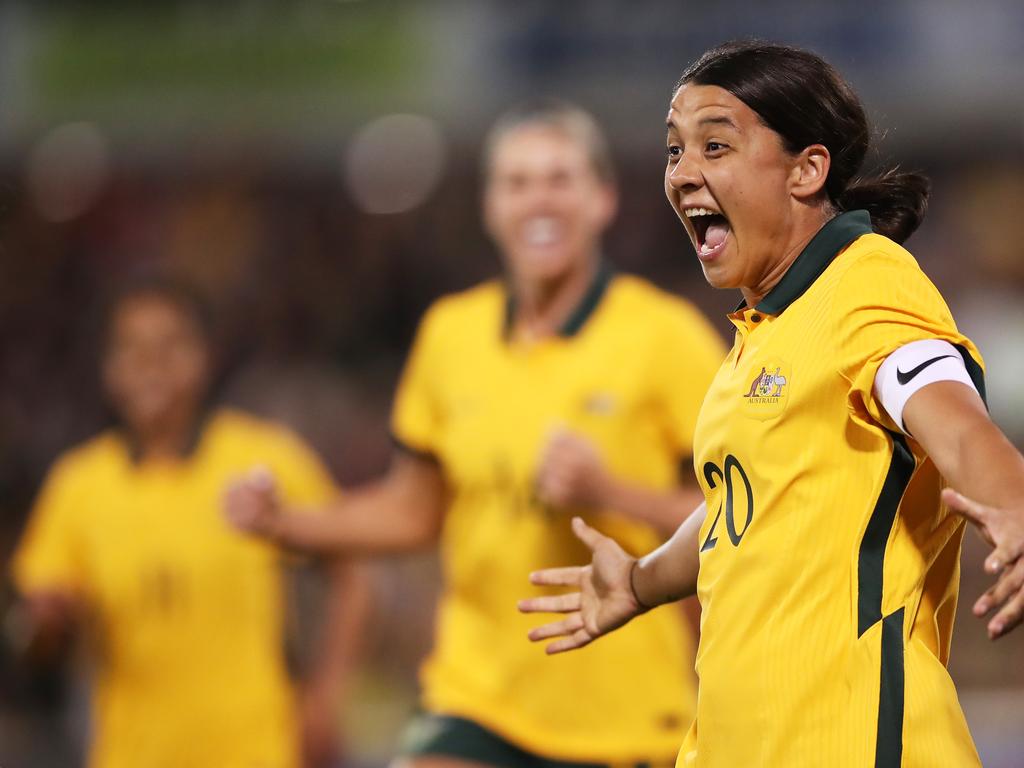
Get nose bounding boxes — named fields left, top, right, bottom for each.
left=666, top=153, right=702, bottom=192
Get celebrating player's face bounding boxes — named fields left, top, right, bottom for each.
left=484, top=125, right=616, bottom=284
left=664, top=84, right=804, bottom=291
left=103, top=295, right=209, bottom=436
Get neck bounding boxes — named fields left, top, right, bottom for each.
left=740, top=204, right=833, bottom=309
left=128, top=407, right=200, bottom=462
left=510, top=254, right=599, bottom=340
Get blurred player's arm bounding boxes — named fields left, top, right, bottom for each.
left=535, top=429, right=703, bottom=535
left=298, top=558, right=371, bottom=768
left=7, top=589, right=80, bottom=666
left=903, top=380, right=1024, bottom=639
left=518, top=503, right=705, bottom=654
left=226, top=451, right=445, bottom=555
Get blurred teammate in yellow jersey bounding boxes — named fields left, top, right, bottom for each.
left=11, top=278, right=367, bottom=768
left=226, top=102, right=725, bottom=768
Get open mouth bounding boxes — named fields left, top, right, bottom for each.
left=522, top=216, right=563, bottom=248
left=685, top=207, right=731, bottom=260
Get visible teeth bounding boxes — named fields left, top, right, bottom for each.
left=523, top=217, right=561, bottom=246
left=684, top=207, right=718, bottom=217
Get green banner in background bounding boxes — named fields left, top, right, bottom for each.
left=25, top=3, right=426, bottom=135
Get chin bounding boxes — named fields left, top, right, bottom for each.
left=700, top=262, right=736, bottom=290
left=516, top=252, right=576, bottom=282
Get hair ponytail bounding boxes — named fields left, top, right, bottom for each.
left=837, top=168, right=930, bottom=245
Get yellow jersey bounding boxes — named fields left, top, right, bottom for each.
left=393, top=265, right=725, bottom=763
left=12, top=408, right=338, bottom=768
left=681, top=211, right=983, bottom=767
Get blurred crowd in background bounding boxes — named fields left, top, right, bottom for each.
left=1, top=1, right=1023, bottom=766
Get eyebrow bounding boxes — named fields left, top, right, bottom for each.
left=699, top=116, right=738, bottom=129
left=665, top=115, right=739, bottom=130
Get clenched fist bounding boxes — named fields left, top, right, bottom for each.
left=535, top=428, right=611, bottom=509
left=223, top=466, right=283, bottom=540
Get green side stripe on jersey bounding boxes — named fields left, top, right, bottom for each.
left=953, top=343, right=988, bottom=407
left=875, top=607, right=906, bottom=768
left=857, top=431, right=915, bottom=637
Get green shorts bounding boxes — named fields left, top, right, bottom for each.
left=400, top=712, right=674, bottom=768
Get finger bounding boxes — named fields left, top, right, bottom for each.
left=529, top=567, right=583, bottom=587
left=527, top=614, right=584, bottom=641
left=941, top=488, right=989, bottom=526
left=977, top=559, right=1024, bottom=617
left=539, top=479, right=571, bottom=508
left=248, top=465, right=277, bottom=494
left=545, top=627, right=593, bottom=655
left=973, top=582, right=999, bottom=617
left=571, top=516, right=606, bottom=552
left=988, top=587, right=1024, bottom=640
left=517, top=592, right=582, bottom=614
left=988, top=538, right=1024, bottom=576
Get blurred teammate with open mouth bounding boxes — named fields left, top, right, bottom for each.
left=227, top=102, right=725, bottom=768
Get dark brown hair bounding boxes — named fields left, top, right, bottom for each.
left=678, top=41, right=929, bottom=244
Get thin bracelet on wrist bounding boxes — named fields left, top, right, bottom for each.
left=629, top=559, right=655, bottom=613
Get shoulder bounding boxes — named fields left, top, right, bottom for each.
left=204, top=408, right=314, bottom=460
left=45, top=431, right=126, bottom=488
left=832, top=233, right=948, bottom=306
left=411, top=281, right=505, bottom=358
left=609, top=273, right=695, bottom=318
left=827, top=233, right=955, bottom=326
left=608, top=273, right=722, bottom=341
left=421, top=280, right=504, bottom=329
left=831, top=233, right=937, bottom=291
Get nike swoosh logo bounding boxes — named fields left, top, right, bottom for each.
left=896, top=354, right=955, bottom=385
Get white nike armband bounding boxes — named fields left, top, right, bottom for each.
left=873, top=339, right=978, bottom=435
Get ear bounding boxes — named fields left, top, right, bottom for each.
left=790, top=144, right=830, bottom=201
left=592, top=182, right=619, bottom=230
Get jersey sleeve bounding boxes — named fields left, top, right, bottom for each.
left=832, top=250, right=985, bottom=433
left=391, top=301, right=447, bottom=458
left=654, top=301, right=727, bottom=464
left=11, top=457, right=89, bottom=596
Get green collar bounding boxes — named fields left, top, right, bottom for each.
left=504, top=259, right=613, bottom=339
left=119, top=409, right=211, bottom=465
left=738, top=209, right=873, bottom=315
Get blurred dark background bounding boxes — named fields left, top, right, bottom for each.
left=1, top=1, right=1022, bottom=765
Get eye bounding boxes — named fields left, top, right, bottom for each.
left=706, top=141, right=728, bottom=154
left=666, top=145, right=682, bottom=160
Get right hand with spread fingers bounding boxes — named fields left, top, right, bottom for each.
left=518, top=516, right=644, bottom=654
left=223, top=466, right=283, bottom=540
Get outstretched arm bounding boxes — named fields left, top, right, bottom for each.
left=518, top=503, right=706, bottom=654
left=225, top=451, right=447, bottom=556
left=903, top=381, right=1024, bottom=639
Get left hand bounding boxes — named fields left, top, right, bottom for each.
left=536, top=429, right=610, bottom=509
left=299, top=682, right=341, bottom=768
left=942, top=487, right=1024, bottom=639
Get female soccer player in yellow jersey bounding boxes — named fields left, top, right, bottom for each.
left=12, top=279, right=367, bottom=768
left=520, top=42, right=1024, bottom=768
left=227, top=103, right=726, bottom=768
